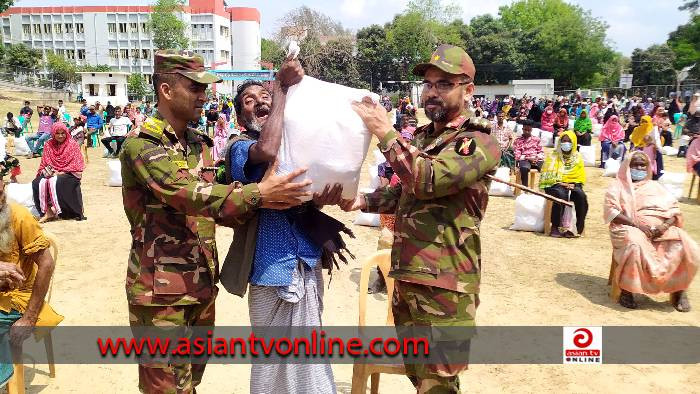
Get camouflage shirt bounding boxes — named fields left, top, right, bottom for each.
left=120, top=112, right=261, bottom=306
left=363, top=112, right=499, bottom=293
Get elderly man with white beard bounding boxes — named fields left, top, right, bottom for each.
left=0, top=173, right=63, bottom=385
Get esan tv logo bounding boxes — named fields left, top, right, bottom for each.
left=563, top=327, right=602, bottom=364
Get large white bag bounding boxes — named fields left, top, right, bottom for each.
left=659, top=172, right=686, bottom=200
left=107, top=160, right=122, bottom=187
left=488, top=167, right=514, bottom=196
left=603, top=158, right=621, bottom=177
left=540, top=130, right=554, bottom=148
left=13, top=137, right=30, bottom=156
left=510, top=193, right=546, bottom=232
left=279, top=76, right=378, bottom=200
left=579, top=145, right=596, bottom=167
left=6, top=183, right=34, bottom=208
left=592, top=123, right=603, bottom=137
left=353, top=212, right=380, bottom=227
left=662, top=146, right=679, bottom=156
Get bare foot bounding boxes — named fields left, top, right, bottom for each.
left=671, top=291, right=691, bottom=312
left=9, top=176, right=17, bottom=183
left=619, top=289, right=637, bottom=309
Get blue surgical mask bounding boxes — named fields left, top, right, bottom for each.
left=560, top=142, right=573, bottom=152
left=630, top=169, right=647, bottom=181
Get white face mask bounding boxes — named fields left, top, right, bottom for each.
left=630, top=169, right=647, bottom=181
left=560, top=142, right=573, bottom=152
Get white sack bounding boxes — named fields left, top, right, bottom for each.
left=592, top=123, right=603, bottom=137
left=368, top=165, right=381, bottom=190
left=509, top=193, right=546, bottom=233
left=6, top=183, right=34, bottom=208
left=540, top=130, right=554, bottom=148
left=13, top=137, right=30, bottom=156
left=107, top=160, right=122, bottom=187
left=579, top=145, right=597, bottom=167
left=488, top=167, right=515, bottom=196
left=659, top=172, right=686, bottom=200
left=353, top=212, right=380, bottom=227
left=662, top=146, right=679, bottom=156
left=279, top=76, right=378, bottom=200
left=603, top=158, right=621, bottom=177
left=0, top=133, right=6, bottom=160
left=531, top=128, right=541, bottom=138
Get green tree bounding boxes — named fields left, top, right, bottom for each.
left=128, top=74, right=149, bottom=99
left=499, top=0, right=615, bottom=88
left=149, top=0, right=188, bottom=50
left=79, top=64, right=113, bottom=72
left=679, top=0, right=699, bottom=12
left=4, top=44, right=42, bottom=69
left=260, top=38, right=285, bottom=68
left=668, top=15, right=700, bottom=80
left=0, top=0, right=14, bottom=14
left=405, top=0, right=462, bottom=23
left=356, top=24, right=396, bottom=89
left=630, top=44, right=676, bottom=85
left=46, top=53, right=78, bottom=84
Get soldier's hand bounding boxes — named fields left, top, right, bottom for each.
left=339, top=194, right=366, bottom=212
left=352, top=96, right=393, bottom=139
left=276, top=56, right=304, bottom=92
left=313, top=183, right=343, bottom=207
left=258, top=161, right=312, bottom=210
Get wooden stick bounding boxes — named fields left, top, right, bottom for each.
left=486, top=174, right=575, bottom=207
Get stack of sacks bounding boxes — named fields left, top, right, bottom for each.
left=353, top=188, right=380, bottom=227
left=13, top=137, right=30, bottom=156
left=579, top=145, right=597, bottom=167
left=6, top=183, right=40, bottom=217
left=602, top=158, right=621, bottom=177
left=662, top=146, right=679, bottom=156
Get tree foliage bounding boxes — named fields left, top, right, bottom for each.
left=79, top=64, right=113, bottom=72
left=0, top=0, right=13, bottom=14
left=4, top=44, right=42, bottom=70
left=128, top=74, right=149, bottom=99
left=260, top=38, right=285, bottom=68
left=149, top=0, right=188, bottom=50
left=630, top=45, right=676, bottom=86
left=46, top=53, right=78, bottom=84
left=668, top=14, right=700, bottom=80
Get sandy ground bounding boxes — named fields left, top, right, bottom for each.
left=3, top=110, right=700, bottom=393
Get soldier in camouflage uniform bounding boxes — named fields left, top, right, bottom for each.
left=120, top=50, right=311, bottom=394
left=343, top=44, right=500, bottom=393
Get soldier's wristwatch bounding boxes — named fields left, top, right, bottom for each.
left=244, top=186, right=263, bottom=208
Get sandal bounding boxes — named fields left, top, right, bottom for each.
left=671, top=291, right=691, bottom=312
left=619, top=290, right=637, bottom=309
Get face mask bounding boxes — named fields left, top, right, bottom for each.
left=560, top=142, right=573, bottom=152
left=547, top=110, right=553, bottom=114
left=630, top=169, right=647, bottom=181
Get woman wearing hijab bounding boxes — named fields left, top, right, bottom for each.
left=212, top=113, right=229, bottom=163
left=31, top=122, right=85, bottom=223
left=599, top=115, right=626, bottom=166
left=604, top=151, right=698, bottom=311
left=540, top=104, right=556, bottom=132
left=553, top=108, right=570, bottom=136
left=589, top=103, right=600, bottom=124
left=538, top=130, right=588, bottom=238
left=573, top=109, right=593, bottom=146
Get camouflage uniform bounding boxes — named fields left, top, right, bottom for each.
left=120, top=50, right=262, bottom=394
left=362, top=44, right=500, bottom=394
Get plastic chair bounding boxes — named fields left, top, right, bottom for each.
left=514, top=169, right=538, bottom=197
left=7, top=232, right=58, bottom=394
left=689, top=174, right=700, bottom=203
left=351, top=250, right=405, bottom=394
left=543, top=199, right=554, bottom=235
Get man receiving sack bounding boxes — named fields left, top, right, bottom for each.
left=343, top=44, right=500, bottom=393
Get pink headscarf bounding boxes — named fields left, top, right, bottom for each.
left=599, top=115, right=624, bottom=142
left=38, top=122, right=85, bottom=175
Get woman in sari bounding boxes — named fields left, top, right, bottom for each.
left=32, top=122, right=85, bottom=223
left=589, top=103, right=600, bottom=124
left=573, top=110, right=592, bottom=146
left=540, top=104, right=556, bottom=132
left=599, top=115, right=626, bottom=165
left=211, top=113, right=228, bottom=163
left=539, top=130, right=588, bottom=238
left=553, top=108, right=570, bottom=136
left=604, top=151, right=698, bottom=311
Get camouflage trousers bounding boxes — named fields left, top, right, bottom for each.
left=128, top=296, right=216, bottom=394
left=392, top=280, right=478, bottom=394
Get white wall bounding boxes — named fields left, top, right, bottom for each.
left=80, top=73, right=129, bottom=106
left=231, top=20, right=260, bottom=70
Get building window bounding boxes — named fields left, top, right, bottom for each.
left=77, top=49, right=85, bottom=60
left=22, top=24, right=30, bottom=36
left=220, top=50, right=229, bottom=60
left=66, top=49, right=75, bottom=60
left=43, top=24, right=51, bottom=34
left=131, top=49, right=140, bottom=59
left=107, top=84, right=116, bottom=96
left=109, top=49, right=118, bottom=59
left=144, top=74, right=153, bottom=85
left=119, top=23, right=127, bottom=34
left=86, top=84, right=97, bottom=96
left=220, top=26, right=229, bottom=37
left=76, top=23, right=84, bottom=34
left=120, top=48, right=129, bottom=59
left=54, top=24, right=62, bottom=34
left=33, top=24, right=41, bottom=34
left=65, top=23, right=74, bottom=33
left=108, top=23, right=116, bottom=33
left=141, top=49, right=150, bottom=59
left=141, top=22, right=149, bottom=33
left=130, top=23, right=138, bottom=33
left=55, top=49, right=64, bottom=56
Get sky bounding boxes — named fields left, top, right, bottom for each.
left=12, top=0, right=692, bottom=56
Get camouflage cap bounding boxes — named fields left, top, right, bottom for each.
left=413, top=44, right=476, bottom=80
left=154, top=49, right=222, bottom=84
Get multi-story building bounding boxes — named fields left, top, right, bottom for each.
left=0, top=0, right=261, bottom=95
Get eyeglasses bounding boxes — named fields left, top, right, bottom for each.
left=421, top=81, right=469, bottom=94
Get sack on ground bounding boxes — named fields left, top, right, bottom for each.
left=278, top=76, right=377, bottom=200
left=661, top=146, right=679, bottom=156
left=579, top=145, right=596, bottom=167
left=540, top=130, right=554, bottom=148
left=6, top=183, right=34, bottom=208
left=603, top=158, right=621, bottom=177
left=509, top=193, right=545, bottom=232
left=107, top=160, right=122, bottom=187
left=658, top=172, right=686, bottom=200
left=592, top=123, right=603, bottom=137
left=353, top=212, right=380, bottom=227
left=488, top=167, right=514, bottom=196
left=13, top=137, right=30, bottom=156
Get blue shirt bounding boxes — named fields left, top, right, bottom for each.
left=230, top=140, right=321, bottom=286
left=86, top=113, right=103, bottom=129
